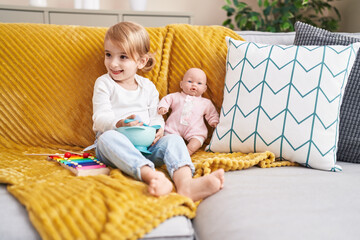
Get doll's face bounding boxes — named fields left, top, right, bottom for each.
left=180, top=68, right=207, bottom=97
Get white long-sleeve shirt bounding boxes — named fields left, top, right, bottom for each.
left=92, top=73, right=164, bottom=135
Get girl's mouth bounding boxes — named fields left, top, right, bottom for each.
left=111, top=70, right=123, bottom=75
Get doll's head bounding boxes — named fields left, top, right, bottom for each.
left=180, top=68, right=207, bottom=97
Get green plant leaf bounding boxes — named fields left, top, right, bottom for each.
left=263, top=5, right=270, bottom=15
left=221, top=0, right=340, bottom=31
left=334, top=7, right=341, bottom=19
left=281, top=21, right=291, bottom=30
left=222, top=19, right=232, bottom=26
left=264, top=0, right=270, bottom=7
left=270, top=0, right=278, bottom=7
left=222, top=5, right=235, bottom=16
left=236, top=2, right=248, bottom=11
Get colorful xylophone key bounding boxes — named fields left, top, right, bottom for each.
left=48, top=153, right=110, bottom=176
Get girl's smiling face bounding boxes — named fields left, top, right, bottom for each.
left=104, top=39, right=146, bottom=86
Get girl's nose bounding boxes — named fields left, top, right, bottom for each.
left=110, top=59, right=119, bottom=67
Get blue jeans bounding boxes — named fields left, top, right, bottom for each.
left=95, top=130, right=195, bottom=181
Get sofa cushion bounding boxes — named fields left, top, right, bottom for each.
left=193, top=162, right=360, bottom=240
left=207, top=37, right=360, bottom=171
left=294, top=21, right=360, bottom=163
left=0, top=185, right=40, bottom=240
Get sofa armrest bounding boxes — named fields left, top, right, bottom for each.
left=236, top=30, right=296, bottom=45
left=236, top=30, right=360, bottom=45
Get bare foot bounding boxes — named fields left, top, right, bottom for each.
left=148, top=171, right=174, bottom=197
left=176, top=168, right=225, bottom=202
left=141, top=166, right=174, bottom=197
left=212, top=168, right=225, bottom=189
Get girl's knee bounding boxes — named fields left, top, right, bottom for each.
left=97, top=130, right=127, bottom=147
left=98, top=130, right=116, bottom=139
left=162, top=134, right=185, bottom=145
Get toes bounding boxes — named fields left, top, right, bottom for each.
left=212, top=169, right=225, bottom=189
left=220, top=174, right=225, bottom=188
left=147, top=174, right=173, bottom=197
left=148, top=179, right=159, bottom=195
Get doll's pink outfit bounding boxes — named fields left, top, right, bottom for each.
left=158, top=92, right=219, bottom=144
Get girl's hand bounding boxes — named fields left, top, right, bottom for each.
left=152, top=127, right=164, bottom=146
left=116, top=114, right=143, bottom=128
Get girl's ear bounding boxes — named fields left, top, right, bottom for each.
left=137, top=54, right=149, bottom=69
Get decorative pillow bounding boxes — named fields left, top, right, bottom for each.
left=294, top=21, right=360, bottom=163
left=206, top=37, right=360, bottom=171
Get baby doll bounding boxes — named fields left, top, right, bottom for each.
left=158, top=68, right=219, bottom=155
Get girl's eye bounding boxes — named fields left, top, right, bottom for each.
left=187, top=80, right=192, bottom=83
left=198, top=82, right=202, bottom=85
left=105, top=53, right=111, bottom=57
left=120, top=55, right=128, bottom=60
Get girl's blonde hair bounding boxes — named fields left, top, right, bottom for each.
left=104, top=21, right=155, bottom=72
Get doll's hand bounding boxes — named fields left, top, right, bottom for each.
left=152, top=127, right=164, bottom=146
left=116, top=115, right=143, bottom=128
left=158, top=107, right=168, bottom=115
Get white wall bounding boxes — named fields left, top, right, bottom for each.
left=0, top=0, right=226, bottom=26
left=0, top=0, right=359, bottom=32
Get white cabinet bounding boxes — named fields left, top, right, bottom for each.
left=49, top=12, right=119, bottom=27
left=0, top=5, right=193, bottom=27
left=0, top=8, right=44, bottom=23
left=123, top=14, right=191, bottom=27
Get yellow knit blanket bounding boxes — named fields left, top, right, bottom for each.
left=1, top=147, right=295, bottom=240
left=0, top=23, right=297, bottom=239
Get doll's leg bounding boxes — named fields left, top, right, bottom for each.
left=187, top=137, right=203, bottom=155
left=96, top=130, right=173, bottom=196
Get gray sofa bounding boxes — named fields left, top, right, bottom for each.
left=1, top=30, right=360, bottom=240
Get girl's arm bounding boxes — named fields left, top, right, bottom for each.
left=148, top=85, right=165, bottom=144
left=148, top=85, right=165, bottom=128
left=92, top=78, right=118, bottom=133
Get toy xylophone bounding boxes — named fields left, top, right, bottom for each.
left=25, top=150, right=110, bottom=176
left=47, top=153, right=110, bottom=176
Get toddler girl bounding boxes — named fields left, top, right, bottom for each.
left=92, top=22, right=224, bottom=202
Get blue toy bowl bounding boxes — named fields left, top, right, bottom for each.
left=116, top=126, right=156, bottom=154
